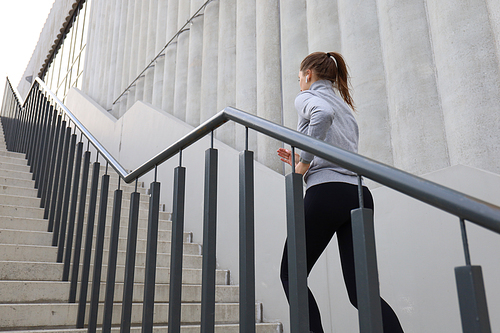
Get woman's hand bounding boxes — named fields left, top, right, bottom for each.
left=277, top=148, right=310, bottom=175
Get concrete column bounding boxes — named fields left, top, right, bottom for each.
left=89, top=0, right=106, bottom=102
left=143, top=0, right=159, bottom=104
left=126, top=0, right=143, bottom=110
left=151, top=0, right=169, bottom=108
left=235, top=0, right=257, bottom=152
left=104, top=0, right=123, bottom=111
left=216, top=0, right=237, bottom=146
left=487, top=0, right=500, bottom=69
left=199, top=0, right=219, bottom=122
left=110, top=0, right=129, bottom=117
left=376, top=0, right=449, bottom=174
left=81, top=0, right=100, bottom=96
left=279, top=0, right=309, bottom=130
left=426, top=0, right=500, bottom=174
left=172, top=1, right=191, bottom=121
left=118, top=0, right=137, bottom=116
left=256, top=0, right=283, bottom=173
left=306, top=0, right=341, bottom=52
left=96, top=0, right=113, bottom=106
left=133, top=0, right=151, bottom=103
left=337, top=0, right=394, bottom=167
left=161, top=0, right=180, bottom=115
left=185, top=0, right=205, bottom=127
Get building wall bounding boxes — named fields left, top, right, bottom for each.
left=19, top=0, right=500, bottom=177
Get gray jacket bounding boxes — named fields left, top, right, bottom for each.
left=296, top=80, right=359, bottom=189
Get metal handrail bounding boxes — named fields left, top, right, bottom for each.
left=31, top=77, right=500, bottom=235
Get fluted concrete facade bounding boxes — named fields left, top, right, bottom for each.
left=20, top=0, right=500, bottom=176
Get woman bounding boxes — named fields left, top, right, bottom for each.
left=277, top=52, right=404, bottom=333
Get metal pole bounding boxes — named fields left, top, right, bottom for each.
left=142, top=180, right=161, bottom=333
left=120, top=189, right=141, bottom=333
left=42, top=114, right=62, bottom=217
left=351, top=206, right=384, bottom=333
left=62, top=141, right=84, bottom=281
left=284, top=172, right=309, bottom=333
left=69, top=150, right=91, bottom=299
left=201, top=148, right=218, bottom=333
left=76, top=161, right=100, bottom=328
left=56, top=133, right=77, bottom=260
left=51, top=126, right=72, bottom=245
left=239, top=149, right=256, bottom=333
left=102, top=186, right=123, bottom=333
left=168, top=166, right=186, bottom=333
left=38, top=105, right=56, bottom=201
left=88, top=173, right=110, bottom=333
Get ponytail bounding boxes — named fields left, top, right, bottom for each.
left=300, top=52, right=356, bottom=111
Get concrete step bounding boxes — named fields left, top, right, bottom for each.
left=0, top=203, right=44, bottom=219
left=0, top=216, right=173, bottom=233
left=0, top=302, right=263, bottom=329
left=0, top=155, right=28, bottom=165
left=0, top=281, right=239, bottom=304
left=0, top=323, right=282, bottom=333
left=0, top=161, right=31, bottom=173
left=0, top=261, right=229, bottom=285
left=0, top=184, right=38, bottom=197
left=0, top=176, right=35, bottom=188
left=0, top=150, right=26, bottom=159
left=0, top=239, right=200, bottom=262
left=0, top=169, right=34, bottom=180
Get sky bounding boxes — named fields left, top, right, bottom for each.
left=0, top=0, right=55, bottom=101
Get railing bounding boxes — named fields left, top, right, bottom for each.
left=2, top=76, right=499, bottom=333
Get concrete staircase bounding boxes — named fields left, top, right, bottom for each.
left=0, top=124, right=282, bottom=332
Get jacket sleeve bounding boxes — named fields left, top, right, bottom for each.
left=295, top=91, right=335, bottom=163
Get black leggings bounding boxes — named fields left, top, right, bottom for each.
left=280, top=182, right=404, bottom=333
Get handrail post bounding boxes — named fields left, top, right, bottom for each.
left=88, top=171, right=110, bottom=333
left=200, top=147, right=218, bottom=333
left=76, top=161, right=100, bottom=328
left=42, top=114, right=62, bottom=217
left=239, top=149, right=256, bottom=333
left=284, top=172, right=309, bottom=333
left=142, top=177, right=161, bottom=333
left=38, top=104, right=56, bottom=202
left=168, top=165, right=186, bottom=333
left=51, top=126, right=72, bottom=245
left=120, top=182, right=141, bottom=333
left=62, top=141, right=84, bottom=281
left=33, top=95, right=50, bottom=186
left=102, top=183, right=123, bottom=333
left=351, top=191, right=383, bottom=333
left=455, top=218, right=491, bottom=333
left=69, top=150, right=91, bottom=299
left=56, top=133, right=77, bottom=259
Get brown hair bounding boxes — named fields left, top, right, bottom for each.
left=300, top=52, right=355, bottom=111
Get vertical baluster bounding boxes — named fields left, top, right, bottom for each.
left=26, top=90, right=42, bottom=165
left=69, top=150, right=91, bottom=301
left=88, top=165, right=110, bottom=333
left=351, top=175, right=383, bottom=333
left=20, top=90, right=34, bottom=155
left=142, top=168, right=161, bottom=333
left=63, top=140, right=84, bottom=281
left=201, top=144, right=218, bottom=333
left=12, top=92, right=26, bottom=153
left=455, top=218, right=491, bottom=333
left=76, top=160, right=100, bottom=328
left=38, top=104, right=56, bottom=202
left=52, top=125, right=72, bottom=245
left=57, top=132, right=78, bottom=261
left=32, top=95, right=49, bottom=185
left=42, top=113, right=62, bottom=216
left=168, top=153, right=186, bottom=333
left=120, top=180, right=141, bottom=333
left=239, top=132, right=255, bottom=333
left=48, top=119, right=69, bottom=232
left=284, top=146, right=309, bottom=333
left=102, top=179, right=123, bottom=333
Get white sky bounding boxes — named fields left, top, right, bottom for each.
left=0, top=0, right=56, bottom=100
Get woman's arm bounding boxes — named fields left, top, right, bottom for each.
left=277, top=148, right=310, bottom=175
